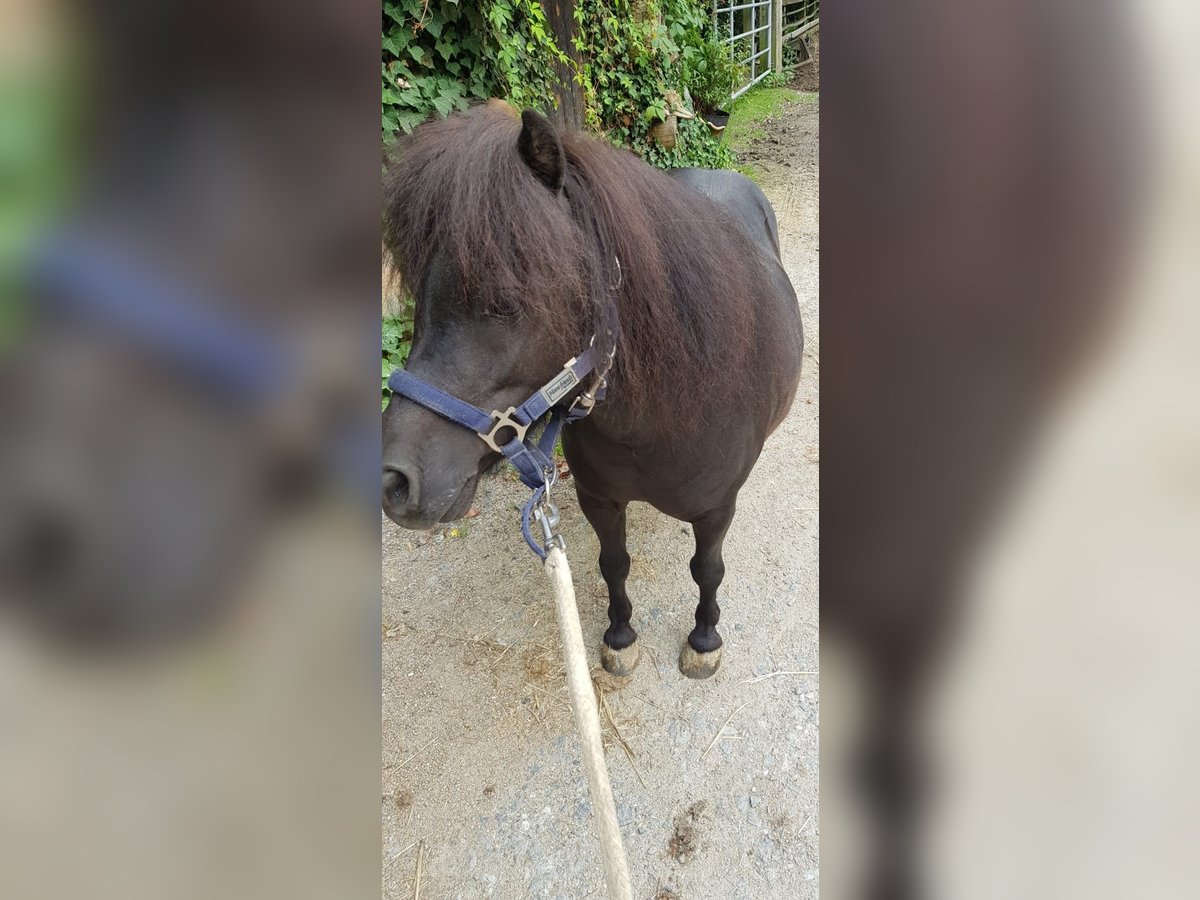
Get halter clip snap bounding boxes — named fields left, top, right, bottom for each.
left=535, top=501, right=565, bottom=554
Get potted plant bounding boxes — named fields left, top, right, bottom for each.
left=686, top=38, right=741, bottom=133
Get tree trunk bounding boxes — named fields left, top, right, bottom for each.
left=542, top=0, right=584, bottom=130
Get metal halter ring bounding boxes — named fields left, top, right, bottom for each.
left=478, top=407, right=530, bottom=454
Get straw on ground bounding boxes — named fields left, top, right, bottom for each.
left=701, top=698, right=757, bottom=761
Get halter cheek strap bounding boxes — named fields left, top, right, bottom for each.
left=27, top=229, right=379, bottom=501
left=387, top=337, right=615, bottom=559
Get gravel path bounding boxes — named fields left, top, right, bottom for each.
left=382, top=95, right=818, bottom=900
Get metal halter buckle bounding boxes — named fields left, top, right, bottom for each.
left=568, top=331, right=615, bottom=417
left=571, top=378, right=605, bottom=415
left=478, top=407, right=529, bottom=454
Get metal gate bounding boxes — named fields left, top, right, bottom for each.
left=713, top=1, right=775, bottom=101
left=713, top=1, right=819, bottom=102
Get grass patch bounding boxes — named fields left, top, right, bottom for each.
left=724, top=87, right=806, bottom=152
left=734, top=163, right=761, bottom=183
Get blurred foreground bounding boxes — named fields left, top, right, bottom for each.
left=823, top=1, right=1199, bottom=898
left=0, top=2, right=379, bottom=898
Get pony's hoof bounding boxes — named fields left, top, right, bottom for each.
left=600, top=641, right=640, bottom=677
left=679, top=642, right=722, bottom=679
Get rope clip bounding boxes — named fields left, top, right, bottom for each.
left=535, top=501, right=565, bottom=554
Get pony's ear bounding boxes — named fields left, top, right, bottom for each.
left=517, top=109, right=565, bottom=193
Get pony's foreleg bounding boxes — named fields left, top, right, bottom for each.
left=680, top=500, right=737, bottom=678
left=577, top=487, right=639, bottom=676
left=855, top=651, right=932, bottom=900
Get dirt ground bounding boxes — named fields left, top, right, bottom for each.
left=791, top=29, right=820, bottom=94
left=382, top=96, right=819, bottom=899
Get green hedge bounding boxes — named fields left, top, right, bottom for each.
left=383, top=0, right=734, bottom=169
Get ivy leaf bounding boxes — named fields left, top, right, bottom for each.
left=643, top=102, right=669, bottom=123
left=383, top=3, right=407, bottom=27
left=382, top=319, right=402, bottom=352
left=397, top=109, right=426, bottom=134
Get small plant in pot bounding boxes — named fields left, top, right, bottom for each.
left=686, top=38, right=741, bottom=134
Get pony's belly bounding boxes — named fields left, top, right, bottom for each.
left=565, top=420, right=764, bottom=521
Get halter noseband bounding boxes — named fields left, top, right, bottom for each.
left=387, top=262, right=620, bottom=559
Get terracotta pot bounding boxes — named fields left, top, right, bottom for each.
left=649, top=114, right=678, bottom=149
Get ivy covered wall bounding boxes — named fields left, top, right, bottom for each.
left=382, top=0, right=741, bottom=169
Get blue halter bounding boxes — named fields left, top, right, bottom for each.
left=387, top=331, right=615, bottom=559
left=28, top=230, right=290, bottom=401
left=389, top=256, right=620, bottom=558
left=24, top=229, right=379, bottom=500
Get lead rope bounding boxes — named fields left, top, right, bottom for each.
left=536, top=263, right=631, bottom=897
left=543, top=546, right=634, bottom=900
left=387, top=259, right=628, bottom=894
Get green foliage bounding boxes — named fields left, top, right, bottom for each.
left=758, top=70, right=792, bottom=89
left=782, top=39, right=806, bottom=73
left=1, top=69, right=76, bottom=343
left=684, top=36, right=742, bottom=113
left=759, top=43, right=805, bottom=89
left=382, top=302, right=414, bottom=407
left=382, top=0, right=566, bottom=140
left=639, top=116, right=735, bottom=170
left=573, top=0, right=733, bottom=169
left=382, top=0, right=740, bottom=163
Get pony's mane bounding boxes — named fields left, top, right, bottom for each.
left=383, top=103, right=765, bottom=416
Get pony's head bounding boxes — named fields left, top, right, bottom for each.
left=381, top=106, right=596, bottom=528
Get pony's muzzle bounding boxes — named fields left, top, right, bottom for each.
left=3, top=502, right=81, bottom=589
left=382, top=463, right=420, bottom=523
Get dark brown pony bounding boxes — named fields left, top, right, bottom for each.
left=382, top=104, right=802, bottom=677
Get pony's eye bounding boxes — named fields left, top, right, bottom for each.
left=484, top=294, right=522, bottom=320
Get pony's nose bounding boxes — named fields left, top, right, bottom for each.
left=2, top=501, right=82, bottom=588
left=382, top=463, right=420, bottom=519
